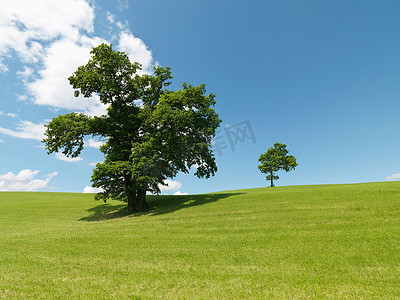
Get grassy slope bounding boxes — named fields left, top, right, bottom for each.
left=0, top=182, right=399, bottom=299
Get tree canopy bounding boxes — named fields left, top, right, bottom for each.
left=258, top=142, right=298, bottom=187
left=43, top=43, right=221, bottom=211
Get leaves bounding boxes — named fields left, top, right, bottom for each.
left=68, top=43, right=141, bottom=104
left=43, top=113, right=92, bottom=158
left=42, top=43, right=221, bottom=206
left=258, top=143, right=298, bottom=186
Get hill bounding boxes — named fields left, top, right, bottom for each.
left=1, top=182, right=399, bottom=298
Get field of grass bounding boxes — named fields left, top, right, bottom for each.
left=1, top=182, right=399, bottom=299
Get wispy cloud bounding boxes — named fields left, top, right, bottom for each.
left=55, top=153, right=83, bottom=162
left=386, top=172, right=400, bottom=181
left=0, top=120, right=45, bottom=140
left=0, top=169, right=57, bottom=191
left=106, top=12, right=126, bottom=30
left=0, top=111, right=18, bottom=118
left=16, top=66, right=34, bottom=83
left=117, top=0, right=129, bottom=12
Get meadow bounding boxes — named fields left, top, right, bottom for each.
left=0, top=182, right=399, bottom=299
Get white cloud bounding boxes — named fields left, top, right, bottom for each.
left=143, top=180, right=188, bottom=195
left=106, top=11, right=126, bottom=30
left=86, top=138, right=104, bottom=149
left=118, top=31, right=153, bottom=73
left=17, top=66, right=34, bottom=82
left=386, top=172, right=400, bottom=181
left=0, top=169, right=57, bottom=191
left=0, top=0, right=94, bottom=69
left=55, top=153, right=83, bottom=162
left=117, top=0, right=129, bottom=12
left=0, top=139, right=4, bottom=143
left=0, top=120, right=45, bottom=140
left=16, top=94, right=28, bottom=102
left=0, top=1, right=154, bottom=116
left=158, top=179, right=182, bottom=192
left=173, top=191, right=189, bottom=195
left=106, top=12, right=116, bottom=24
left=27, top=37, right=109, bottom=116
left=0, top=111, right=18, bottom=118
left=83, top=186, right=104, bottom=193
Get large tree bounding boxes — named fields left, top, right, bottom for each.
left=258, top=142, right=298, bottom=187
left=43, top=44, right=221, bottom=211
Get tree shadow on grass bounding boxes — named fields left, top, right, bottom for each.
left=146, top=193, right=243, bottom=216
left=78, top=203, right=128, bottom=221
left=79, top=192, right=243, bottom=222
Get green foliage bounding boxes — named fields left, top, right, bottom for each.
left=43, top=113, right=92, bottom=158
left=1, top=182, right=400, bottom=298
left=258, top=142, right=298, bottom=187
left=43, top=44, right=221, bottom=210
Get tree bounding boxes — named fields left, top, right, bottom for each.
left=258, top=143, right=298, bottom=187
left=43, top=43, right=221, bottom=212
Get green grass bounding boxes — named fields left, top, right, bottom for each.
left=1, top=182, right=399, bottom=299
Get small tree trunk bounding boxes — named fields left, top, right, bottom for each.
left=270, top=171, right=274, bottom=187
left=134, top=188, right=148, bottom=212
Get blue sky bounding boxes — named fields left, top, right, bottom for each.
left=0, top=0, right=400, bottom=194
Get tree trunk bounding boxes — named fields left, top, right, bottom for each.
left=134, top=188, right=148, bottom=212
left=126, top=188, right=148, bottom=212
left=270, top=171, right=274, bottom=187
left=126, top=189, right=137, bottom=212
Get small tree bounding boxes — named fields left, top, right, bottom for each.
left=258, top=143, right=298, bottom=187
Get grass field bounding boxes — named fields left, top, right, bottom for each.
left=1, top=182, right=399, bottom=299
